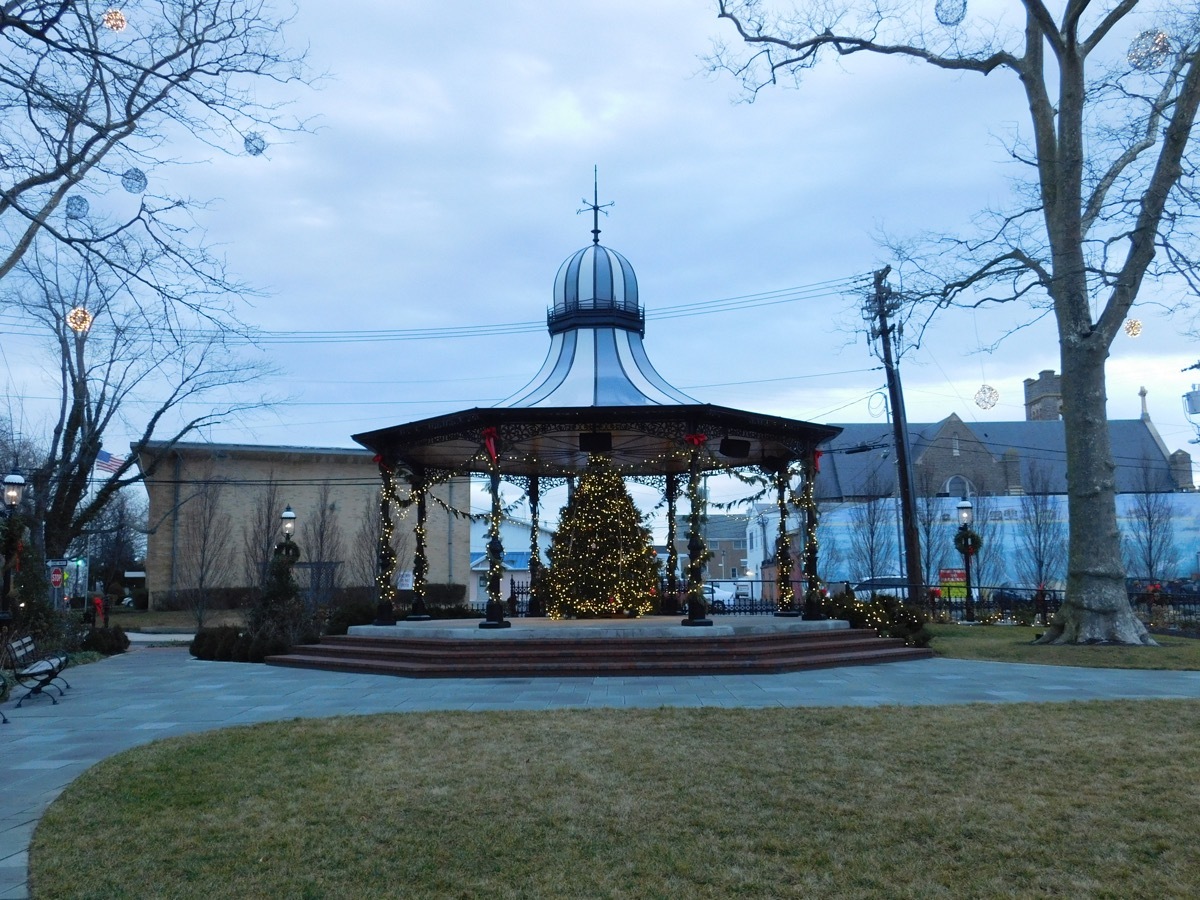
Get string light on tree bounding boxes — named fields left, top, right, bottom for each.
left=974, top=384, right=999, bottom=409
left=1128, top=30, right=1171, bottom=71
left=934, top=0, right=966, bottom=27
left=66, top=307, right=94, bottom=334
left=1124, top=318, right=1143, bottom=338
left=101, top=9, right=127, bottom=31
left=121, top=168, right=147, bottom=193
left=243, top=133, right=267, bottom=156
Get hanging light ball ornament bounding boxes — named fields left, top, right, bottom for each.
left=101, top=8, right=127, bottom=31
left=121, top=167, right=147, bottom=193
left=1128, top=30, right=1171, bottom=71
left=65, top=195, right=89, bottom=219
left=974, top=384, right=1000, bottom=410
left=243, top=133, right=267, bottom=156
left=935, top=0, right=967, bottom=27
left=66, top=307, right=94, bottom=334
left=1124, top=318, right=1143, bottom=337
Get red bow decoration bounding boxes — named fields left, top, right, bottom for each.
left=813, top=449, right=823, bottom=473
left=683, top=433, right=707, bottom=448
left=14, top=540, right=22, bottom=573
left=373, top=454, right=392, bottom=474
left=482, top=426, right=498, bottom=463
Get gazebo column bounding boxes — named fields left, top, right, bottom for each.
left=527, top=476, right=544, bottom=617
left=481, top=467, right=512, bottom=629
left=665, top=473, right=680, bottom=615
left=773, top=465, right=800, bottom=617
left=682, top=449, right=712, bottom=627
left=408, top=467, right=432, bottom=620
left=801, top=450, right=826, bottom=620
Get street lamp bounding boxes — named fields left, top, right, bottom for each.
left=956, top=498, right=976, bottom=622
left=274, top=505, right=300, bottom=564
left=1, top=467, right=28, bottom=623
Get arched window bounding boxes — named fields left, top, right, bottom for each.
left=944, top=475, right=975, bottom=499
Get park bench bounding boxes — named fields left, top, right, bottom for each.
left=4, top=636, right=70, bottom=710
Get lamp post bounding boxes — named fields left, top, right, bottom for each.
left=274, top=505, right=300, bottom=564
left=1, top=467, right=28, bottom=624
left=956, top=499, right=976, bottom=622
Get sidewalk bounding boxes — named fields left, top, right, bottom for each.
left=2, top=647, right=1199, bottom=899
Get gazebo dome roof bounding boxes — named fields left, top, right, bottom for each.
left=551, top=243, right=639, bottom=318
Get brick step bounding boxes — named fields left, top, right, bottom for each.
left=266, top=628, right=933, bottom=678
left=267, top=645, right=932, bottom=678
left=297, top=635, right=901, bottom=665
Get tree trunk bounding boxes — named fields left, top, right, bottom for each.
left=1038, top=341, right=1153, bottom=645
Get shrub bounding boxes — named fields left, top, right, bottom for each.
left=190, top=625, right=244, bottom=661
left=821, top=591, right=932, bottom=648
left=423, top=583, right=467, bottom=606
left=81, top=626, right=130, bottom=655
left=325, top=596, right=378, bottom=635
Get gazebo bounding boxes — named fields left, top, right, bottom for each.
left=353, top=196, right=841, bottom=627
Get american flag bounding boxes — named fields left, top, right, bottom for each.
left=94, top=449, right=125, bottom=474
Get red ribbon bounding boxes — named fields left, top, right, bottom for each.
left=683, top=433, right=707, bottom=448
left=813, top=449, right=823, bottom=473
left=482, top=426, right=498, bottom=462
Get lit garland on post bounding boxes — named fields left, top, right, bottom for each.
left=374, top=457, right=398, bottom=608
left=773, top=464, right=798, bottom=614
left=801, top=450, right=824, bottom=620
left=665, top=472, right=679, bottom=613
left=411, top=467, right=429, bottom=612
left=480, top=426, right=511, bottom=628
left=683, top=436, right=712, bottom=624
left=527, top=476, right=544, bottom=616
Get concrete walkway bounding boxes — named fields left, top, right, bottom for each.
left=3, top=648, right=1200, bottom=899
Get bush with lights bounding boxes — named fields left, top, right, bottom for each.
left=822, top=587, right=932, bottom=648
left=545, top=455, right=661, bottom=618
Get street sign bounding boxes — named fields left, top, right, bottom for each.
left=50, top=567, right=63, bottom=588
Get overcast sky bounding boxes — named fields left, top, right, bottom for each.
left=4, top=1, right=1198, bottom=511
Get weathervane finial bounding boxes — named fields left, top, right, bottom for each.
left=577, top=165, right=613, bottom=245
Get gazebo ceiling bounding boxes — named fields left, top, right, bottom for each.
left=352, top=404, right=841, bottom=478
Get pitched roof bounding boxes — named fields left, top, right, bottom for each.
left=817, top=417, right=1178, bottom=498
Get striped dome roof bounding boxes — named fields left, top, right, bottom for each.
left=552, top=244, right=639, bottom=315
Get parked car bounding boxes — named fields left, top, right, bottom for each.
left=703, top=583, right=735, bottom=613
left=851, top=577, right=911, bottom=598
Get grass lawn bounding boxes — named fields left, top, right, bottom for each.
left=30, top=701, right=1200, bottom=899
left=928, top=623, right=1200, bottom=669
left=105, top=606, right=244, bottom=632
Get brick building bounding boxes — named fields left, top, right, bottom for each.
left=137, top=441, right=471, bottom=609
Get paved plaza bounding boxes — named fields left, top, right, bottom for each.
left=3, top=646, right=1200, bottom=898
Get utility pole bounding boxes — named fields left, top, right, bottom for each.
left=866, top=267, right=924, bottom=605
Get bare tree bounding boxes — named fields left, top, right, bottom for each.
left=350, top=490, right=412, bottom=595
left=847, top=473, right=896, bottom=580
left=1018, top=462, right=1067, bottom=589
left=84, top=488, right=147, bottom=596
left=1124, top=456, right=1180, bottom=582
left=710, top=1, right=1200, bottom=643
left=915, top=473, right=949, bottom=589
left=176, top=473, right=231, bottom=628
left=240, top=476, right=281, bottom=590
left=301, top=481, right=343, bottom=607
left=0, top=0, right=309, bottom=312
left=5, top=243, right=271, bottom=558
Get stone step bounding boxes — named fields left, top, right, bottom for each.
left=266, top=627, right=932, bottom=678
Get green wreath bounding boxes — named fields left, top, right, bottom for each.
left=954, top=528, right=983, bottom=558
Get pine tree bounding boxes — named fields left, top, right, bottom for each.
left=546, top=456, right=660, bottom=618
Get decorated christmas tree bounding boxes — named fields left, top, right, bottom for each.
left=546, top=456, right=660, bottom=618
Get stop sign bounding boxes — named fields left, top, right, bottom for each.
left=50, top=567, right=63, bottom=588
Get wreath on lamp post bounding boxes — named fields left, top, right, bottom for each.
left=954, top=528, right=983, bottom=558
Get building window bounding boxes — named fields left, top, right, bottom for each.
left=952, top=435, right=960, bottom=457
